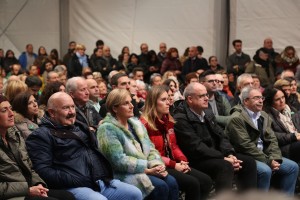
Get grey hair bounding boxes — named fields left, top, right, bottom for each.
left=183, top=82, right=198, bottom=99
left=47, top=71, right=58, bottom=80
left=237, top=73, right=252, bottom=87
left=66, top=76, right=85, bottom=93
left=136, top=79, right=146, bottom=89
left=240, top=86, right=260, bottom=104
left=54, top=65, right=67, bottom=73
left=150, top=73, right=162, bottom=84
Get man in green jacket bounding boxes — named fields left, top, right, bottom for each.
left=226, top=86, right=298, bottom=196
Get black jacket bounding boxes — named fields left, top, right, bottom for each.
left=173, top=101, right=235, bottom=165
left=26, top=116, right=113, bottom=190
left=67, top=54, right=90, bottom=78
left=267, top=108, right=300, bottom=157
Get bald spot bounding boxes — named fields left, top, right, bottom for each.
left=47, top=92, right=74, bottom=110
left=86, top=78, right=97, bottom=87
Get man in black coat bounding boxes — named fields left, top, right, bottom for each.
left=173, top=82, right=257, bottom=193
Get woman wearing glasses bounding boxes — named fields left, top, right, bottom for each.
left=97, top=88, right=178, bottom=200
left=141, top=86, right=213, bottom=200
left=263, top=87, right=300, bottom=163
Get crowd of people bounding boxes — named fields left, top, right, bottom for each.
left=1, top=37, right=300, bottom=200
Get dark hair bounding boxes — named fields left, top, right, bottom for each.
left=25, top=76, right=42, bottom=87
left=262, top=87, right=285, bottom=113
left=132, top=67, right=144, bottom=76
left=284, top=76, right=296, bottom=83
left=12, top=92, right=33, bottom=119
left=197, top=46, right=204, bottom=54
left=96, top=40, right=104, bottom=47
left=183, top=47, right=189, bottom=56
left=208, top=56, right=217, bottom=63
left=232, top=39, right=242, bottom=46
left=166, top=48, right=179, bottom=59
left=110, top=73, right=127, bottom=87
left=199, top=69, right=215, bottom=82
left=148, top=50, right=158, bottom=63
left=40, top=58, right=53, bottom=75
left=5, top=49, right=15, bottom=58
left=129, top=53, right=139, bottom=64
left=185, top=72, right=198, bottom=84
left=121, top=46, right=129, bottom=54
left=163, top=79, right=177, bottom=88
left=39, top=81, right=64, bottom=106
left=50, top=49, right=59, bottom=58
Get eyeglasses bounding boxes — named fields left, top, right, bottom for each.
left=192, top=93, right=209, bottom=99
left=219, top=81, right=224, bottom=84
left=247, top=96, right=265, bottom=101
left=206, top=79, right=219, bottom=83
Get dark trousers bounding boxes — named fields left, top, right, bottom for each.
left=167, top=167, right=213, bottom=200
left=191, top=153, right=257, bottom=193
left=289, top=141, right=300, bottom=163
left=26, top=189, right=75, bottom=200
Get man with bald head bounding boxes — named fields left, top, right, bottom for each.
left=26, top=92, right=142, bottom=200
left=262, top=37, right=279, bottom=73
left=102, top=45, right=117, bottom=74
left=173, top=82, right=257, bottom=193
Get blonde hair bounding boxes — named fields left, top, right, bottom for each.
left=106, top=89, right=131, bottom=117
left=5, top=80, right=28, bottom=102
left=142, top=86, right=174, bottom=131
left=162, top=71, right=175, bottom=82
left=75, top=44, right=86, bottom=51
left=274, top=79, right=290, bottom=89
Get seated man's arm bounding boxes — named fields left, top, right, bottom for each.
left=26, top=129, right=89, bottom=189
left=174, top=118, right=224, bottom=160
left=226, top=117, right=268, bottom=163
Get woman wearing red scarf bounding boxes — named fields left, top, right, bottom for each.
left=140, top=86, right=212, bottom=200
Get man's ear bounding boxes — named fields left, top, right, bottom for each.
left=47, top=108, right=55, bottom=118
left=186, top=96, right=193, bottom=104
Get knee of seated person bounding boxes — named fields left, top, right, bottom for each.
left=282, top=158, right=299, bottom=172
left=127, top=187, right=143, bottom=199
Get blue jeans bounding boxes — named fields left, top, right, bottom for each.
left=256, top=158, right=299, bottom=196
left=68, top=179, right=142, bottom=200
left=146, top=175, right=179, bottom=200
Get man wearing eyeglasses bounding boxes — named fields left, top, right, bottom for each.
left=200, top=70, right=231, bottom=127
left=226, top=86, right=298, bottom=196
left=173, top=82, right=257, bottom=193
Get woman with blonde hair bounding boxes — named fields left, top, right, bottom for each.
left=4, top=80, right=28, bottom=103
left=97, top=88, right=178, bottom=200
left=140, top=86, right=212, bottom=200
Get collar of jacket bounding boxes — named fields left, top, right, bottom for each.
left=40, top=114, right=77, bottom=131
left=176, top=101, right=214, bottom=123
left=232, top=104, right=269, bottom=131
left=6, top=126, right=21, bottom=143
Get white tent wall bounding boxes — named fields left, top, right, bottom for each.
left=69, top=0, right=225, bottom=64
left=0, top=0, right=60, bottom=57
left=229, top=0, right=300, bottom=59
left=2, top=0, right=300, bottom=68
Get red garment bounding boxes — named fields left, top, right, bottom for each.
left=222, top=85, right=233, bottom=97
left=140, top=115, right=187, bottom=168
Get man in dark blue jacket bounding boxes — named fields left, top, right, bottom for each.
left=26, top=92, right=142, bottom=200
